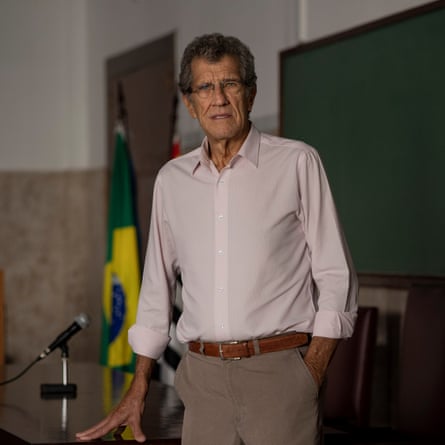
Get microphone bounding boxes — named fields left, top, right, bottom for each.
left=38, top=313, right=90, bottom=360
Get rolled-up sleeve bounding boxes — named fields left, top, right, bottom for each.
left=128, top=173, right=179, bottom=359
left=297, top=149, right=358, bottom=338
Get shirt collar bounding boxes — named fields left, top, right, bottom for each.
left=192, top=124, right=260, bottom=175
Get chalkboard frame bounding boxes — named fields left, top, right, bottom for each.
left=280, top=0, right=445, bottom=286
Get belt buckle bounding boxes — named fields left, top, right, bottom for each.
left=219, top=340, right=242, bottom=360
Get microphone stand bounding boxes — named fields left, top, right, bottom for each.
left=40, top=342, right=77, bottom=399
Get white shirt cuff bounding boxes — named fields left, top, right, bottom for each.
left=312, top=310, right=357, bottom=338
left=128, top=324, right=170, bottom=360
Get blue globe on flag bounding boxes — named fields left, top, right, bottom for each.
left=110, top=274, right=126, bottom=343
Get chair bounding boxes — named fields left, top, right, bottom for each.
left=323, top=306, right=379, bottom=431
left=360, top=285, right=445, bottom=444
left=396, top=284, right=445, bottom=439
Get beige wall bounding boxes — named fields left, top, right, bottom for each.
left=0, top=170, right=105, bottom=363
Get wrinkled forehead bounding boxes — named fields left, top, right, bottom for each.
left=190, top=55, right=242, bottom=84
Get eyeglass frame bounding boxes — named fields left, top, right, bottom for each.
left=187, top=79, right=246, bottom=99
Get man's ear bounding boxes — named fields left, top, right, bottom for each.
left=182, top=94, right=197, bottom=119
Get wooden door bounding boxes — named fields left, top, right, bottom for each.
left=106, top=34, right=176, bottom=260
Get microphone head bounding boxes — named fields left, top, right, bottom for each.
left=75, top=313, right=90, bottom=329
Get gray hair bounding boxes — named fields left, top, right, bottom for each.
left=179, top=33, right=257, bottom=96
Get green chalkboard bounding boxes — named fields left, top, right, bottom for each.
left=280, top=1, right=445, bottom=277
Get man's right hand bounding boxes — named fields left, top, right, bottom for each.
left=75, top=355, right=154, bottom=443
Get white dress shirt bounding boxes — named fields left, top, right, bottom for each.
left=129, top=125, right=358, bottom=360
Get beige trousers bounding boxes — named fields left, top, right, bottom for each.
left=174, top=348, right=322, bottom=445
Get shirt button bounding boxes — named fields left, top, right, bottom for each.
left=217, top=249, right=223, bottom=255
left=217, top=287, right=224, bottom=292
left=217, top=214, right=224, bottom=220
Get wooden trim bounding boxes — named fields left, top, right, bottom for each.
left=358, top=273, right=445, bottom=289
left=279, top=0, right=445, bottom=135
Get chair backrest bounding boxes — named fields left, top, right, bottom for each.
left=323, top=306, right=378, bottom=429
left=397, top=284, right=445, bottom=437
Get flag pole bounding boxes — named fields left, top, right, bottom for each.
left=117, top=81, right=128, bottom=128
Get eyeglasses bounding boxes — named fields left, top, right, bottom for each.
left=189, top=79, right=244, bottom=99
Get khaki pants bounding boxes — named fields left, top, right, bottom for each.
left=174, top=348, right=322, bottom=445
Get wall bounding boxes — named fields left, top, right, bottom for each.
left=301, top=0, right=434, bottom=40
left=0, top=1, right=89, bottom=171
left=0, top=0, right=435, bottom=399
left=0, top=1, right=102, bottom=364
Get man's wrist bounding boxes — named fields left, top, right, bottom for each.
left=303, top=336, right=339, bottom=386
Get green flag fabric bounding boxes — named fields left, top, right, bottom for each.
left=100, top=123, right=140, bottom=372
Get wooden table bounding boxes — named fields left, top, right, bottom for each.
left=0, top=362, right=183, bottom=444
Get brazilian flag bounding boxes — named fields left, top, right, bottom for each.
left=100, top=123, right=140, bottom=372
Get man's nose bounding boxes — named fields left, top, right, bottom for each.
left=212, top=83, right=229, bottom=104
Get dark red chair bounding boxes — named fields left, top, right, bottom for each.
left=323, top=306, right=379, bottom=431
left=396, top=284, right=445, bottom=439
left=350, top=285, right=445, bottom=445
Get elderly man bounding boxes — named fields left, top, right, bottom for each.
left=77, top=33, right=357, bottom=445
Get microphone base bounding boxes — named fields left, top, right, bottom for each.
left=40, top=383, right=77, bottom=399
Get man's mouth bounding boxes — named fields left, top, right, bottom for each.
left=211, top=113, right=232, bottom=120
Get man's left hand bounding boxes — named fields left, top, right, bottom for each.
left=303, top=336, right=339, bottom=388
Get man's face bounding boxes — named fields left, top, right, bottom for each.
left=182, top=55, right=256, bottom=146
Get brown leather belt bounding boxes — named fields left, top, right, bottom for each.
left=188, top=332, right=311, bottom=360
